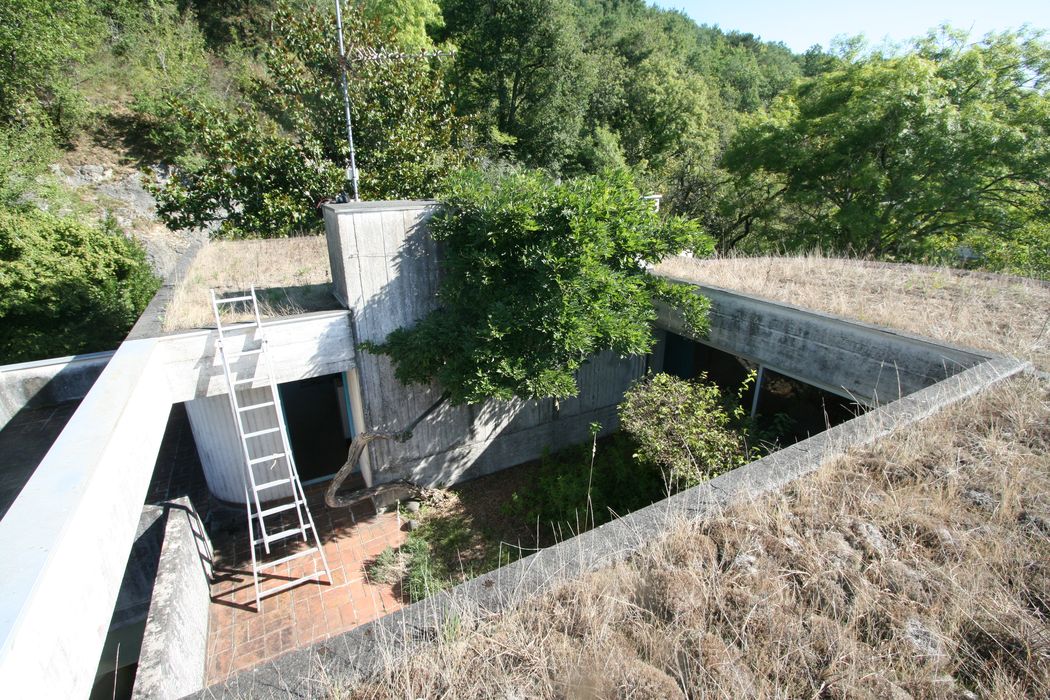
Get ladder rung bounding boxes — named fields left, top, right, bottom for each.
left=249, top=452, right=286, bottom=465
left=255, top=478, right=292, bottom=490
left=258, top=570, right=326, bottom=599
left=238, top=401, right=275, bottom=413
left=256, top=546, right=320, bottom=570
left=258, top=500, right=301, bottom=518
left=255, top=525, right=310, bottom=546
left=234, top=376, right=265, bottom=386
left=215, top=294, right=254, bottom=304
left=226, top=348, right=264, bottom=359
left=244, top=427, right=280, bottom=439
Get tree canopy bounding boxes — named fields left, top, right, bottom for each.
left=364, top=169, right=713, bottom=404
left=714, top=29, right=1050, bottom=270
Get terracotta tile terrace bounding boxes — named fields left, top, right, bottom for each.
left=203, top=485, right=407, bottom=684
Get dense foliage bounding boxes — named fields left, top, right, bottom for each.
left=364, top=169, right=713, bottom=403
left=155, top=1, right=470, bottom=238
left=619, top=371, right=753, bottom=486
left=0, top=209, right=159, bottom=363
left=505, top=432, right=667, bottom=535
left=698, top=30, right=1050, bottom=275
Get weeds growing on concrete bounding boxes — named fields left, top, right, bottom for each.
left=654, top=253, right=1050, bottom=370
left=338, top=374, right=1050, bottom=698
left=163, top=236, right=333, bottom=330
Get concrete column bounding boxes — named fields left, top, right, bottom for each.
left=184, top=390, right=293, bottom=503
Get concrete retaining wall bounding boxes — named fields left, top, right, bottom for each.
left=194, top=355, right=1031, bottom=698
left=133, top=498, right=212, bottom=700
left=0, top=351, right=113, bottom=430
left=656, top=282, right=990, bottom=405
left=322, top=201, right=644, bottom=487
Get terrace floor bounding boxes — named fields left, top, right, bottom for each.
left=203, top=484, right=408, bottom=684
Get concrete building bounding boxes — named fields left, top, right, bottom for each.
left=0, top=201, right=1002, bottom=699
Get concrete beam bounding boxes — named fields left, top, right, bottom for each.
left=656, top=282, right=991, bottom=405
left=158, top=310, right=355, bottom=402
left=133, top=499, right=212, bottom=700
left=0, top=337, right=174, bottom=698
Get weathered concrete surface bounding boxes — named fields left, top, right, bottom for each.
left=322, top=201, right=644, bottom=488
left=134, top=498, right=212, bottom=700
left=0, top=337, right=173, bottom=699
left=0, top=351, right=113, bottom=430
left=160, top=310, right=355, bottom=402
left=191, top=356, right=1030, bottom=698
left=93, top=506, right=165, bottom=687
left=656, top=282, right=991, bottom=405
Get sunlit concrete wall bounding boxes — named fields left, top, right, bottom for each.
left=655, top=284, right=990, bottom=406
left=322, top=201, right=645, bottom=487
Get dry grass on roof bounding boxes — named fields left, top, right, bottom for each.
left=163, top=236, right=336, bottom=331
left=339, top=374, right=1050, bottom=699
left=653, top=254, right=1050, bottom=371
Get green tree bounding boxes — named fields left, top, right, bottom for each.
left=439, top=0, right=594, bottom=171
left=619, top=371, right=752, bottom=486
left=0, top=0, right=104, bottom=143
left=156, top=0, right=470, bottom=238
left=719, top=29, right=1050, bottom=270
left=0, top=209, right=159, bottom=363
left=364, top=169, right=712, bottom=404
left=363, top=0, right=444, bottom=50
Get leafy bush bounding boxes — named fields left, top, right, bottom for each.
left=365, top=168, right=713, bottom=404
left=619, top=371, right=754, bottom=487
left=0, top=208, right=159, bottom=363
left=156, top=0, right=470, bottom=238
left=504, top=432, right=667, bottom=536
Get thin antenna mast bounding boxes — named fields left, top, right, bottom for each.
left=334, top=0, right=360, bottom=201
left=332, top=1, right=454, bottom=202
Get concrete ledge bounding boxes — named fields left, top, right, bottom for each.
left=134, top=498, right=212, bottom=700
left=0, top=351, right=114, bottom=430
left=656, top=281, right=991, bottom=405
left=193, top=355, right=1029, bottom=698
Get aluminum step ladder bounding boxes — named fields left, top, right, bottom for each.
left=210, top=287, right=331, bottom=610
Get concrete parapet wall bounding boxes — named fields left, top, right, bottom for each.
left=133, top=498, right=212, bottom=700
left=0, top=338, right=174, bottom=698
left=323, top=201, right=644, bottom=487
left=656, top=282, right=991, bottom=405
left=195, top=355, right=1031, bottom=698
left=0, top=351, right=114, bottom=430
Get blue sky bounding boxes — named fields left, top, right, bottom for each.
left=652, top=1, right=1050, bottom=53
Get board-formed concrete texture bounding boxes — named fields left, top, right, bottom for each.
left=655, top=283, right=990, bottom=406
left=322, top=200, right=645, bottom=488
left=192, top=355, right=1030, bottom=698
left=133, top=498, right=213, bottom=700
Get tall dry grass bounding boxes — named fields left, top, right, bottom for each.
left=653, top=254, right=1050, bottom=371
left=162, top=237, right=334, bottom=331
left=339, top=375, right=1050, bottom=699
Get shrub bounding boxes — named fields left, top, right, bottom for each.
left=505, top=432, right=667, bottom=536
left=0, top=208, right=159, bottom=363
left=619, top=371, right=754, bottom=486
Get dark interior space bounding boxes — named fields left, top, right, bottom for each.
left=661, top=331, right=864, bottom=449
left=278, top=373, right=352, bottom=482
